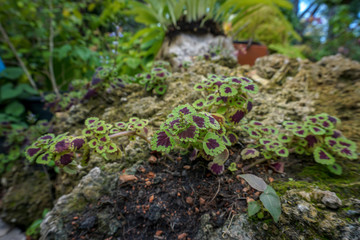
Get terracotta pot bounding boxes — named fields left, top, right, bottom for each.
left=233, top=41, right=268, bottom=66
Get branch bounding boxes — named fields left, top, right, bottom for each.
left=0, top=22, right=40, bottom=95
left=48, top=0, right=60, bottom=98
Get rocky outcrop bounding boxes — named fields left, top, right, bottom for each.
left=40, top=168, right=118, bottom=240
left=38, top=54, right=360, bottom=239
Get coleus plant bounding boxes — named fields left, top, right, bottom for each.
left=240, top=120, right=288, bottom=173
left=280, top=113, right=358, bottom=175
left=151, top=103, right=237, bottom=175
left=25, top=117, right=149, bottom=174
left=135, top=66, right=171, bottom=95
left=192, top=74, right=258, bottom=142
left=90, top=66, right=126, bottom=94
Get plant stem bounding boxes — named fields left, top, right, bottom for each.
left=109, top=130, right=137, bottom=139
left=48, top=0, right=60, bottom=98
left=0, top=22, right=41, bottom=96
left=242, top=158, right=267, bottom=171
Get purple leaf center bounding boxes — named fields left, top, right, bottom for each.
left=27, top=147, right=41, bottom=157
left=157, top=131, right=172, bottom=147
left=206, top=139, right=220, bottom=150
left=192, top=116, right=205, bottom=128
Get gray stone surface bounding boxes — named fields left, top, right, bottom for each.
left=0, top=219, right=25, bottom=240
left=157, top=33, right=236, bottom=70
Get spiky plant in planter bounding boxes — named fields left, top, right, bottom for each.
left=151, top=103, right=237, bottom=174
left=25, top=117, right=149, bottom=174
left=137, top=67, right=171, bottom=95
left=280, top=113, right=358, bottom=175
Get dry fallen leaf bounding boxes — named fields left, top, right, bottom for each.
left=119, top=175, right=138, bottom=183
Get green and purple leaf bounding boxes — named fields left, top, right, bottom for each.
left=260, top=138, right=272, bottom=145
left=305, top=135, right=318, bottom=148
left=71, top=137, right=86, bottom=150
left=203, top=132, right=226, bottom=156
left=247, top=129, right=262, bottom=139
left=314, top=147, right=335, bottom=165
left=155, top=85, right=167, bottom=95
left=278, top=134, right=291, bottom=143
left=85, top=117, right=99, bottom=127
left=96, top=145, right=107, bottom=154
left=174, top=104, right=196, bottom=116
left=295, top=146, right=305, bottom=154
left=275, top=147, right=289, bottom=157
left=336, top=138, right=357, bottom=150
left=59, top=153, right=74, bottom=166
left=151, top=130, right=175, bottom=153
left=25, top=145, right=43, bottom=162
left=52, top=138, right=71, bottom=153
left=241, top=83, right=258, bottom=94
left=193, top=99, right=205, bottom=109
left=327, top=163, right=342, bottom=175
left=82, top=128, right=93, bottom=137
left=337, top=147, right=358, bottom=160
left=177, top=125, right=199, bottom=142
left=292, top=128, right=308, bottom=138
left=208, top=162, right=225, bottom=175
left=241, top=148, right=260, bottom=160
left=36, top=152, right=53, bottom=165
left=227, top=132, right=238, bottom=145
left=194, top=83, right=205, bottom=91
left=309, top=125, right=326, bottom=135
left=219, top=84, right=238, bottom=97
left=89, top=139, right=99, bottom=149
left=229, top=110, right=245, bottom=124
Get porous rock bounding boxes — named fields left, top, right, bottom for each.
left=40, top=167, right=118, bottom=240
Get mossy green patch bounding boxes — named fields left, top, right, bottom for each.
left=298, top=162, right=360, bottom=199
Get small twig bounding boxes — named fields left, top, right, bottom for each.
left=242, top=158, right=267, bottom=171
left=0, top=22, right=41, bottom=96
left=210, top=178, right=221, bottom=202
left=48, top=0, right=60, bottom=98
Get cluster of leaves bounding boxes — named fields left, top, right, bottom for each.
left=281, top=113, right=357, bottom=175
left=25, top=117, right=149, bottom=174
left=239, top=174, right=281, bottom=223
left=0, top=0, right=139, bottom=91
left=25, top=208, right=49, bottom=239
left=89, top=66, right=126, bottom=94
left=240, top=113, right=358, bottom=175
left=193, top=74, right=257, bottom=128
left=0, top=119, right=50, bottom=174
left=44, top=79, right=90, bottom=112
left=135, top=64, right=171, bottom=96
left=0, top=82, right=39, bottom=127
left=240, top=120, right=289, bottom=172
left=151, top=103, right=238, bottom=174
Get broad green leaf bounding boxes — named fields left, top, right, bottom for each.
left=5, top=101, right=25, bottom=117
left=248, top=201, right=261, bottom=217
left=259, top=186, right=281, bottom=222
left=239, top=174, right=267, bottom=191
left=0, top=67, right=24, bottom=79
left=0, top=83, right=22, bottom=101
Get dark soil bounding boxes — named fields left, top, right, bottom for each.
left=64, top=146, right=269, bottom=240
